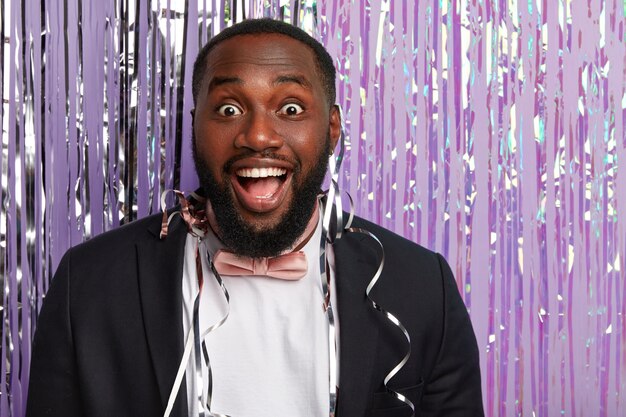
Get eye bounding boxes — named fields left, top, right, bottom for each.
left=278, top=103, right=304, bottom=116
left=217, top=104, right=242, bottom=117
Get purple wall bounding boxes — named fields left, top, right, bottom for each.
left=1, top=1, right=625, bottom=416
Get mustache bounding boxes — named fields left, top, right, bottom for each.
left=223, top=150, right=300, bottom=173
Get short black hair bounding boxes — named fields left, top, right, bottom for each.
left=192, top=18, right=336, bottom=107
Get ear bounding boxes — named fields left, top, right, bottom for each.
left=190, top=109, right=197, bottom=138
left=329, top=104, right=341, bottom=151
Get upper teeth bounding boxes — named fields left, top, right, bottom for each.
left=237, top=167, right=287, bottom=178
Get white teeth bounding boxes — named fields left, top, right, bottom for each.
left=236, top=167, right=287, bottom=178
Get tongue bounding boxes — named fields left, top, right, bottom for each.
left=241, top=177, right=282, bottom=198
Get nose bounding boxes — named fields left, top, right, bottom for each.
left=234, top=111, right=284, bottom=152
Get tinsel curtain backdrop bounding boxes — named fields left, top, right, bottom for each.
left=1, top=0, right=625, bottom=416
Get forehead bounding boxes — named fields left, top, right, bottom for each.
left=202, top=33, right=320, bottom=86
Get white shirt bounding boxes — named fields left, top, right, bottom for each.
left=181, top=216, right=339, bottom=417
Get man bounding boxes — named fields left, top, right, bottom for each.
left=26, top=19, right=484, bottom=417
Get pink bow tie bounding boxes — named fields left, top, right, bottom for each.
left=212, top=250, right=308, bottom=280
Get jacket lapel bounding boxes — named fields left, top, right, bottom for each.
left=334, top=230, right=380, bottom=417
left=137, top=215, right=188, bottom=416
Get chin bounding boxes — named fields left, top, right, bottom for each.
left=235, top=199, right=293, bottom=229
left=240, top=212, right=287, bottom=233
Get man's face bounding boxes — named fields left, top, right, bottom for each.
left=193, top=33, right=340, bottom=257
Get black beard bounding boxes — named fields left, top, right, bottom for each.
left=193, top=138, right=330, bottom=258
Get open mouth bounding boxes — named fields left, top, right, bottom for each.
left=236, top=167, right=288, bottom=197
left=231, top=165, right=292, bottom=213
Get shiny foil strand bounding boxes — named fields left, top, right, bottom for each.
left=0, top=2, right=4, bottom=412
left=2, top=1, right=626, bottom=416
left=356, top=223, right=414, bottom=414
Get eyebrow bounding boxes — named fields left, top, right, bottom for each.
left=273, top=75, right=312, bottom=89
left=207, top=76, right=243, bottom=90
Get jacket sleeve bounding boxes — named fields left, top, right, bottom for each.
left=26, top=249, right=85, bottom=416
left=419, top=254, right=484, bottom=417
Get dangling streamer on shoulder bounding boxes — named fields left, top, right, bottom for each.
left=324, top=107, right=414, bottom=415
left=159, top=189, right=231, bottom=417
left=348, top=223, right=415, bottom=414
left=318, top=112, right=352, bottom=416
left=324, top=189, right=414, bottom=415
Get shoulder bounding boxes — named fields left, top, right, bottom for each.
left=51, top=212, right=187, bottom=304
left=55, top=212, right=183, bottom=279
left=68, top=213, right=164, bottom=256
left=347, top=214, right=443, bottom=269
left=342, top=214, right=454, bottom=315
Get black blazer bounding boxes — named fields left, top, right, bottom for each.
left=26, top=213, right=484, bottom=417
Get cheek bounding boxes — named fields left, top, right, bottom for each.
left=194, top=127, right=232, bottom=167
left=286, top=121, right=327, bottom=148
left=295, top=134, right=329, bottom=165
